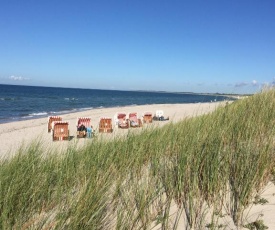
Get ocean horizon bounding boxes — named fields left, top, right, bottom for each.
left=0, top=84, right=230, bottom=124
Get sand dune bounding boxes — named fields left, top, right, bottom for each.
left=0, top=102, right=274, bottom=229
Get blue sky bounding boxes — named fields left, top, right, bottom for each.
left=0, top=0, right=274, bottom=94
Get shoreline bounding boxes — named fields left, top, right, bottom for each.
left=0, top=84, right=232, bottom=125
left=0, top=100, right=229, bottom=125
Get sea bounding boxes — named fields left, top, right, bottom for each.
left=0, top=84, right=230, bottom=124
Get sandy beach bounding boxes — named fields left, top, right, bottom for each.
left=0, top=102, right=224, bottom=159
left=1, top=101, right=274, bottom=229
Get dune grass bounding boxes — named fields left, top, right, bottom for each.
left=0, top=88, right=274, bottom=229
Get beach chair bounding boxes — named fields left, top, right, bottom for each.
left=155, top=110, right=164, bottom=118
left=114, top=113, right=129, bottom=129
left=99, top=118, right=113, bottom=133
left=76, top=117, right=91, bottom=138
left=52, top=121, right=69, bottom=141
left=143, top=112, right=153, bottom=124
left=153, top=110, right=169, bottom=121
left=48, top=116, right=62, bottom=132
left=128, top=112, right=142, bottom=128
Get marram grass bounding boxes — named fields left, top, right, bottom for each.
left=0, top=88, right=274, bottom=229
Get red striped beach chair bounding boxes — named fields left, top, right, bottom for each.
left=48, top=116, right=62, bottom=132
left=76, top=117, right=91, bottom=138
left=128, top=112, right=142, bottom=127
left=52, top=121, right=69, bottom=141
left=99, top=117, right=113, bottom=133
left=114, top=112, right=129, bottom=129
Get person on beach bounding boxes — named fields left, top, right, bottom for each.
left=158, top=115, right=169, bottom=121
left=77, top=124, right=87, bottom=137
left=86, top=125, right=93, bottom=138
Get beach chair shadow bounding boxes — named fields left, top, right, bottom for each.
left=128, top=112, right=142, bottom=128
left=52, top=121, right=70, bottom=141
left=99, top=118, right=113, bottom=133
left=76, top=117, right=91, bottom=138
left=48, top=116, right=62, bottom=132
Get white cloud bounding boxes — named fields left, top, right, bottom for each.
left=235, top=82, right=248, bottom=87
left=235, top=80, right=259, bottom=88
left=260, top=78, right=275, bottom=88
left=9, top=75, right=30, bottom=81
left=252, top=80, right=258, bottom=86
